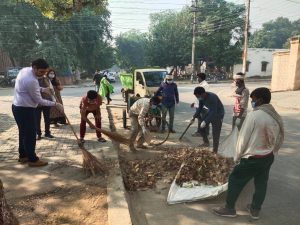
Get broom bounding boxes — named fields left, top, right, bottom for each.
left=63, top=110, right=107, bottom=176
left=46, top=80, right=106, bottom=176
left=83, top=116, right=130, bottom=145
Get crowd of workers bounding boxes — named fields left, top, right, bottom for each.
left=11, top=58, right=284, bottom=220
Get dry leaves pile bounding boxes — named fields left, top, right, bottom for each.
left=175, top=150, right=234, bottom=186
left=120, top=148, right=192, bottom=191
left=120, top=147, right=233, bottom=191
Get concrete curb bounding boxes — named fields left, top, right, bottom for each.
left=105, top=106, right=132, bottom=225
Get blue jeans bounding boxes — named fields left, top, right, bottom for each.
left=12, top=105, right=39, bottom=162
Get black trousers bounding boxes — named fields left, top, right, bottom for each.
left=200, top=117, right=222, bottom=152
left=232, top=116, right=245, bottom=130
left=226, top=154, right=274, bottom=210
left=12, top=105, right=39, bottom=162
left=36, top=106, right=51, bottom=136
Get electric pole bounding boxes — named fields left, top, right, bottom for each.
left=191, top=0, right=197, bottom=83
left=242, top=0, right=250, bottom=74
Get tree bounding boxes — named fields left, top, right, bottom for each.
left=146, top=0, right=245, bottom=69
left=194, top=0, right=245, bottom=69
left=13, top=0, right=108, bottom=18
left=0, top=1, right=43, bottom=66
left=249, top=17, right=300, bottom=49
left=0, top=1, right=114, bottom=74
left=146, top=9, right=192, bottom=67
left=115, top=30, right=147, bottom=70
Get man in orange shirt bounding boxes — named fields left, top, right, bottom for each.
left=79, top=90, right=106, bottom=143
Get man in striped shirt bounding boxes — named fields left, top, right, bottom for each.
left=232, top=72, right=249, bottom=130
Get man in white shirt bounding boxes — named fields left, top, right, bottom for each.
left=129, top=96, right=161, bottom=151
left=191, top=73, right=210, bottom=137
left=213, top=88, right=284, bottom=220
left=12, top=59, right=64, bottom=167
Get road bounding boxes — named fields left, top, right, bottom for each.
left=108, top=80, right=300, bottom=225
left=1, top=80, right=300, bottom=225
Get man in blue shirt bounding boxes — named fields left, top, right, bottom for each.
left=191, top=87, right=224, bottom=153
left=155, top=73, right=179, bottom=133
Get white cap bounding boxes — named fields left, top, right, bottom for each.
left=165, top=75, right=174, bottom=80
left=233, top=74, right=245, bottom=80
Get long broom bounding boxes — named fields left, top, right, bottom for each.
left=46, top=80, right=106, bottom=176
left=83, top=116, right=130, bottom=145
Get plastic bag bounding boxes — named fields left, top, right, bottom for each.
left=167, top=128, right=238, bottom=204
left=218, top=126, right=239, bottom=159
left=167, top=163, right=228, bottom=204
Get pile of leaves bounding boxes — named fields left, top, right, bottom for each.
left=120, top=147, right=198, bottom=191
left=121, top=159, right=163, bottom=191
left=120, top=147, right=234, bottom=191
left=175, top=150, right=234, bottom=186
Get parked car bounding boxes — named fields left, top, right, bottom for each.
left=107, top=72, right=116, bottom=82
left=5, top=67, right=21, bottom=87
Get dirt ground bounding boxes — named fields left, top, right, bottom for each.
left=2, top=162, right=108, bottom=225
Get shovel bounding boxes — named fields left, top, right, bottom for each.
left=179, top=121, right=193, bottom=141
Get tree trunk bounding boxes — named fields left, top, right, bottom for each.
left=9, top=55, right=16, bottom=68
left=0, top=179, right=19, bottom=225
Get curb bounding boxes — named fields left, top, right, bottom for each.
left=105, top=106, right=132, bottom=225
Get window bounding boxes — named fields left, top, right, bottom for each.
left=136, top=72, right=144, bottom=86
left=143, top=71, right=167, bottom=87
left=261, top=61, right=268, bottom=72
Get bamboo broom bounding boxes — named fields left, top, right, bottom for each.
left=62, top=109, right=107, bottom=176
left=83, top=116, right=130, bottom=145
left=45, top=79, right=106, bottom=175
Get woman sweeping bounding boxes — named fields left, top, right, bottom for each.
left=48, top=69, right=67, bottom=127
left=99, top=74, right=114, bottom=105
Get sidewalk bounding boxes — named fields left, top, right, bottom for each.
left=0, top=95, right=131, bottom=225
left=272, top=90, right=300, bottom=111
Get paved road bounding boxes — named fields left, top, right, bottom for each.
left=110, top=80, right=300, bottom=225
left=1, top=80, right=300, bottom=225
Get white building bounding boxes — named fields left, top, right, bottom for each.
left=233, top=48, right=287, bottom=77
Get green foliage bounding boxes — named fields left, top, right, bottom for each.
left=0, top=1, right=114, bottom=75
left=145, top=0, right=245, bottom=68
left=146, top=9, right=192, bottom=67
left=195, top=0, right=244, bottom=68
left=249, top=17, right=300, bottom=49
left=115, top=30, right=147, bottom=70
left=14, top=0, right=108, bottom=19
left=0, top=2, right=43, bottom=66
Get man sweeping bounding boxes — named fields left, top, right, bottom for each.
left=213, top=87, right=284, bottom=220
left=129, top=96, right=161, bottom=151
left=79, top=90, right=106, bottom=143
left=191, top=87, right=224, bottom=153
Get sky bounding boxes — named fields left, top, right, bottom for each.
left=108, top=0, right=300, bottom=37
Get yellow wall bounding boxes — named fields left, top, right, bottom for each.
left=271, top=36, right=300, bottom=91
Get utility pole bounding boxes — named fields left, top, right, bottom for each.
left=242, top=0, right=250, bottom=74
left=191, top=0, right=197, bottom=83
